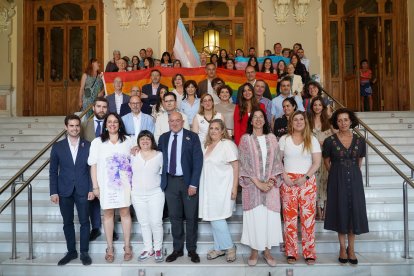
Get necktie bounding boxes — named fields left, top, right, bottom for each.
left=169, top=134, right=178, bottom=175
left=95, top=120, right=102, bottom=138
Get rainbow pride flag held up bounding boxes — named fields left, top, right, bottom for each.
left=235, top=56, right=291, bottom=70
left=103, top=67, right=278, bottom=101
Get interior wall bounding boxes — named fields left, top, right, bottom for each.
left=103, top=0, right=166, bottom=64
left=258, top=0, right=322, bottom=80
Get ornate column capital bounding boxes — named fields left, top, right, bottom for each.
left=113, top=0, right=132, bottom=29
left=0, top=0, right=16, bottom=32
left=293, top=0, right=311, bottom=25
left=133, top=0, right=151, bottom=28
left=273, top=0, right=290, bottom=24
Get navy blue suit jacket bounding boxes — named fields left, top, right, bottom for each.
left=49, top=138, right=92, bottom=197
left=106, top=93, right=130, bottom=114
left=158, top=128, right=203, bottom=191
left=141, top=84, right=168, bottom=115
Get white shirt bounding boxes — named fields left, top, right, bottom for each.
left=131, top=151, right=163, bottom=195
left=154, top=111, right=190, bottom=143
left=132, top=112, right=142, bottom=138
left=115, top=93, right=123, bottom=114
left=67, top=137, right=80, bottom=164
left=279, top=135, right=321, bottom=174
left=152, top=84, right=159, bottom=96
left=257, top=135, right=267, bottom=174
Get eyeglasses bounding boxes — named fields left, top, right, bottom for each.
left=129, top=102, right=142, bottom=105
left=164, top=100, right=176, bottom=103
left=131, top=90, right=140, bottom=92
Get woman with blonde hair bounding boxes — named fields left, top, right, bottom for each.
left=199, top=119, right=238, bottom=262
left=192, top=94, right=224, bottom=145
left=279, top=110, right=321, bottom=265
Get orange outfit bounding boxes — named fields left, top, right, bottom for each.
left=280, top=173, right=317, bottom=259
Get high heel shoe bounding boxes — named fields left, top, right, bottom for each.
left=338, top=248, right=348, bottom=264
left=347, top=247, right=358, bottom=265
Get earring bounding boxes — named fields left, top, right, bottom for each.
left=105, top=128, right=108, bottom=131
left=118, top=129, right=121, bottom=132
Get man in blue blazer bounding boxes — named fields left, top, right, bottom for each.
left=158, top=111, right=203, bottom=263
left=141, top=69, right=168, bottom=115
left=122, top=95, right=155, bottom=138
left=106, top=77, right=130, bottom=114
left=49, top=114, right=94, bottom=266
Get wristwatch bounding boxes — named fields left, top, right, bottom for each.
left=305, top=175, right=310, bottom=180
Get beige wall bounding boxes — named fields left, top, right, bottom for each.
left=103, top=0, right=166, bottom=63
left=258, top=0, right=323, bottom=80
left=408, top=0, right=414, bottom=110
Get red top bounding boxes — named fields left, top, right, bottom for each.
left=233, top=103, right=266, bottom=145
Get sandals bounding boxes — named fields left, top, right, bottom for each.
left=105, top=246, right=114, bottom=263
left=305, top=258, right=316, bottom=265
left=124, top=245, right=133, bottom=261
left=287, top=256, right=296, bottom=264
left=207, top=249, right=225, bottom=260
left=226, top=246, right=237, bottom=263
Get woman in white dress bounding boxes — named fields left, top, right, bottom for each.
left=199, top=119, right=238, bottom=262
left=238, top=109, right=284, bottom=267
left=191, top=94, right=223, bottom=145
left=89, top=112, right=134, bottom=263
left=130, top=130, right=165, bottom=262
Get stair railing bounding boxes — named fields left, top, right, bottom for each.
left=323, top=90, right=414, bottom=259
left=0, top=106, right=92, bottom=260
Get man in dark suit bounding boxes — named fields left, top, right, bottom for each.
left=236, top=65, right=272, bottom=102
left=141, top=69, right=168, bottom=115
left=106, top=77, right=130, bottom=114
left=197, top=63, right=217, bottom=97
left=49, top=114, right=94, bottom=266
left=158, top=111, right=203, bottom=263
left=119, top=86, right=141, bottom=117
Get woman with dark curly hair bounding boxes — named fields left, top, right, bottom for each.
left=323, top=108, right=368, bottom=265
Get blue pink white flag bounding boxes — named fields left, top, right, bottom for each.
left=173, top=19, right=201, bottom=68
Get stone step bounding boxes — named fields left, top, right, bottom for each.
left=0, top=230, right=412, bottom=255
left=0, top=123, right=64, bottom=129
left=1, top=212, right=412, bottom=235
left=359, top=123, right=414, bottom=130
left=1, top=252, right=412, bottom=276
left=0, top=135, right=58, bottom=143
left=360, top=118, right=414, bottom=124
left=356, top=111, right=414, bottom=118
left=1, top=197, right=414, bottom=216
left=0, top=129, right=62, bottom=136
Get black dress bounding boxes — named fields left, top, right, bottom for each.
left=273, top=115, right=288, bottom=139
left=323, top=134, right=369, bottom=235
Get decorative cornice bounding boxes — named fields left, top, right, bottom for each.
left=293, top=0, right=311, bottom=25
left=273, top=0, right=290, bottom=24
left=133, top=0, right=151, bottom=28
left=0, top=0, right=16, bottom=32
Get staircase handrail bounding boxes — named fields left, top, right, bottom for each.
left=323, top=90, right=414, bottom=188
left=0, top=105, right=92, bottom=260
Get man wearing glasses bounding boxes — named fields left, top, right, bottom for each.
left=122, top=95, right=155, bottom=140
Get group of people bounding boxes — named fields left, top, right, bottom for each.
left=51, top=44, right=369, bottom=267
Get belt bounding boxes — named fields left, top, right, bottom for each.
left=167, top=173, right=184, bottom=178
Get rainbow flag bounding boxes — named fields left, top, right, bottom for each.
left=235, top=56, right=290, bottom=70
left=103, top=67, right=278, bottom=101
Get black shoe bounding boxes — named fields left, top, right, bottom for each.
left=338, top=257, right=348, bottom=264
left=188, top=250, right=200, bottom=263
left=80, top=252, right=92, bottom=266
left=165, top=250, right=184, bottom=262
left=58, top=252, right=78, bottom=266
left=347, top=247, right=358, bottom=265
left=113, top=231, right=119, bottom=241
left=89, top=228, right=101, bottom=241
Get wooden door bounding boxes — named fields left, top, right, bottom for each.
left=342, top=11, right=359, bottom=111
left=24, top=1, right=103, bottom=116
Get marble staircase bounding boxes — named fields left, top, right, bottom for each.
left=1, top=113, right=414, bottom=276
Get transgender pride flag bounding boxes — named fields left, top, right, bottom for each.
left=173, top=19, right=201, bottom=68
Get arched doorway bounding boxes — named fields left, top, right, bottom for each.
left=166, top=0, right=257, bottom=56
left=23, top=0, right=104, bottom=116
left=322, top=0, right=409, bottom=111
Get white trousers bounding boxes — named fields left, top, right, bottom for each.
left=131, top=191, right=165, bottom=251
